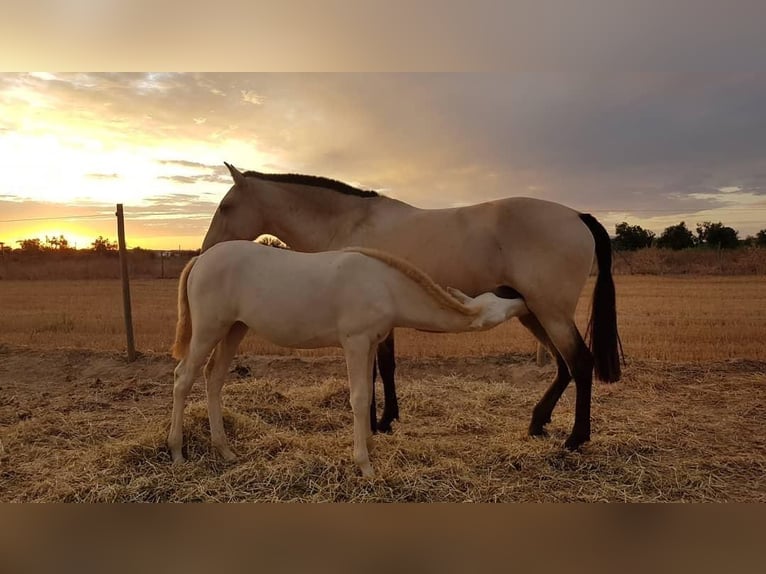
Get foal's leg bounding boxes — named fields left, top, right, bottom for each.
left=376, top=331, right=399, bottom=433
left=204, top=322, right=248, bottom=462
left=528, top=313, right=593, bottom=450
left=344, top=335, right=376, bottom=478
left=519, top=314, right=572, bottom=436
left=168, top=337, right=218, bottom=463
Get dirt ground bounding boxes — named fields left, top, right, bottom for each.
left=1, top=345, right=763, bottom=502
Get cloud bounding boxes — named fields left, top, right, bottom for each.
left=158, top=173, right=230, bottom=185
left=158, top=159, right=220, bottom=170
left=241, top=90, right=263, bottom=105
left=159, top=175, right=198, bottom=185
left=86, top=173, right=119, bottom=180
left=2, top=69, right=766, bottom=237
left=144, top=193, right=207, bottom=205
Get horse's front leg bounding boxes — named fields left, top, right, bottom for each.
left=376, top=331, right=398, bottom=433
left=344, top=335, right=376, bottom=478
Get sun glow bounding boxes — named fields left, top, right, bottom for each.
left=7, top=224, right=108, bottom=251
left=0, top=74, right=280, bottom=249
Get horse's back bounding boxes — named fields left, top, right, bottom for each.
left=359, top=197, right=594, bottom=308
left=188, top=241, right=391, bottom=348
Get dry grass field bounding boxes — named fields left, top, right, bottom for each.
left=0, top=275, right=764, bottom=501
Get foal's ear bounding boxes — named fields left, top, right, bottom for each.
left=224, top=162, right=247, bottom=187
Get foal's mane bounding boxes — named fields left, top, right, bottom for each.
left=243, top=171, right=379, bottom=198
left=343, top=247, right=479, bottom=316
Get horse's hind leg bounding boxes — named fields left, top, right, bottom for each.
left=519, top=314, right=572, bottom=436
left=344, top=335, right=376, bottom=478
left=204, top=321, right=248, bottom=462
left=529, top=313, right=593, bottom=450
left=375, top=331, right=398, bottom=433
left=370, top=358, right=378, bottom=433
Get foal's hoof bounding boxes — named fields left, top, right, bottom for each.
left=215, top=445, right=238, bottom=462
left=359, top=463, right=375, bottom=479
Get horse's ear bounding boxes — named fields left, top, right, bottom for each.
left=224, top=162, right=247, bottom=187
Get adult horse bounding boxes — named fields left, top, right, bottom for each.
left=169, top=240, right=529, bottom=477
left=201, top=163, right=621, bottom=450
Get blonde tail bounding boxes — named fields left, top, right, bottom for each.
left=171, top=256, right=198, bottom=359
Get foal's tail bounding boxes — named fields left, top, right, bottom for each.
left=343, top=247, right=479, bottom=316
left=579, top=213, right=623, bottom=382
left=171, top=256, right=198, bottom=360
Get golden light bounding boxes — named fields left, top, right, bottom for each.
left=0, top=74, right=279, bottom=249
left=9, top=224, right=105, bottom=251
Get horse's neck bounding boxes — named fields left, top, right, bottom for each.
left=333, top=197, right=416, bottom=249
left=266, top=189, right=415, bottom=252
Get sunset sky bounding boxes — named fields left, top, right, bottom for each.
left=1, top=71, right=766, bottom=249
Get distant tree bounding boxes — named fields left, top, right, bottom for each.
left=756, top=229, right=766, bottom=247
left=613, top=222, right=655, bottom=251
left=91, top=236, right=117, bottom=253
left=16, top=238, right=43, bottom=252
left=45, top=234, right=71, bottom=251
left=695, top=221, right=739, bottom=249
left=656, top=221, right=695, bottom=250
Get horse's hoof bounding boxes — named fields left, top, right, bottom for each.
left=171, top=453, right=186, bottom=465
left=376, top=417, right=396, bottom=434
left=528, top=415, right=550, bottom=436
left=563, top=433, right=590, bottom=451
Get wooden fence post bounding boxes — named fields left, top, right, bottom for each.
left=116, top=204, right=137, bottom=361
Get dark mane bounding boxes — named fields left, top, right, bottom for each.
left=243, top=171, right=379, bottom=198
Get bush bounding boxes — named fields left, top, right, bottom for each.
left=656, top=221, right=695, bottom=250
left=613, top=222, right=655, bottom=250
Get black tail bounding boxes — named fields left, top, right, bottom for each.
left=579, top=213, right=622, bottom=382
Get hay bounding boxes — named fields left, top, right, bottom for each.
left=0, top=347, right=763, bottom=502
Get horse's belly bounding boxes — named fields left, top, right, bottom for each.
left=238, top=302, right=341, bottom=350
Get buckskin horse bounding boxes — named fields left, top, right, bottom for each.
left=200, top=163, right=621, bottom=451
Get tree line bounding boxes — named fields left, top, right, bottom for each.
left=613, top=221, right=766, bottom=251
left=5, top=235, right=118, bottom=254
left=6, top=225, right=766, bottom=255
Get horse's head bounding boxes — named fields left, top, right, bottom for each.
left=201, top=162, right=265, bottom=252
